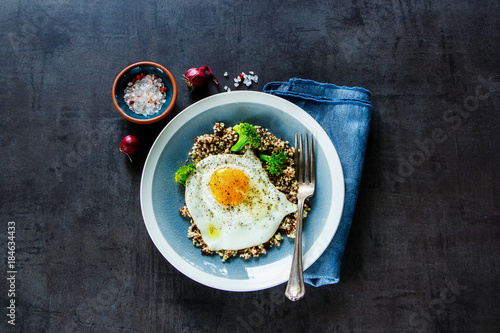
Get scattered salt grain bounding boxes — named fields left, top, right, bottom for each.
left=223, top=70, right=259, bottom=90
left=124, top=74, right=167, bottom=116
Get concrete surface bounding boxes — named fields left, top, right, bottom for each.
left=1, top=0, right=499, bottom=332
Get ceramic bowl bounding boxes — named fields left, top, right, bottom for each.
left=112, top=61, right=177, bottom=124
left=140, top=91, right=345, bottom=291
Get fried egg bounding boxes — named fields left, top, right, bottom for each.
left=185, top=149, right=297, bottom=251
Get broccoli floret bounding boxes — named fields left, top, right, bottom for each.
left=260, top=151, right=289, bottom=175
left=231, top=123, right=261, bottom=152
left=174, top=163, right=196, bottom=185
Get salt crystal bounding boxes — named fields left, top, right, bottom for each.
left=228, top=71, right=258, bottom=89
left=123, top=74, right=166, bottom=116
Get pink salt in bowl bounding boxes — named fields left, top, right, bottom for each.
left=112, top=61, right=178, bottom=124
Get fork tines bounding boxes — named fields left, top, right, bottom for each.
left=294, top=134, right=315, bottom=186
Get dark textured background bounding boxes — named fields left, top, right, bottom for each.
left=1, top=0, right=499, bottom=332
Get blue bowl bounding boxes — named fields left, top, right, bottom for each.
left=140, top=91, right=345, bottom=291
left=112, top=62, right=177, bottom=124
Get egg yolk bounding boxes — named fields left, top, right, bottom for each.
left=209, top=167, right=249, bottom=206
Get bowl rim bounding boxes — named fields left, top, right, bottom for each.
left=112, top=61, right=178, bottom=124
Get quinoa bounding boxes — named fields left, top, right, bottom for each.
left=179, top=122, right=309, bottom=262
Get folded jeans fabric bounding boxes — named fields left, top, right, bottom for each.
left=263, top=78, right=373, bottom=287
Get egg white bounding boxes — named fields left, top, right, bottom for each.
left=185, top=149, right=297, bottom=251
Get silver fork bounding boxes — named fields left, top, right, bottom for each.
left=285, top=134, right=315, bottom=301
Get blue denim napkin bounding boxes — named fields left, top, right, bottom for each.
left=263, top=78, right=373, bottom=286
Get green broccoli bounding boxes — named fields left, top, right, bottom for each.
left=231, top=123, right=261, bottom=152
left=260, top=151, right=289, bottom=175
left=174, top=163, right=196, bottom=185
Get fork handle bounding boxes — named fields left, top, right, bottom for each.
left=285, top=198, right=305, bottom=301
